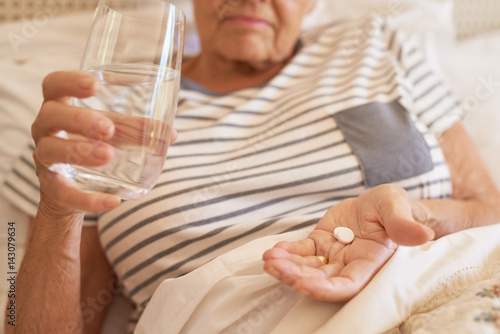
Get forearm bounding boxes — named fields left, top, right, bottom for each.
left=413, top=197, right=500, bottom=239
left=422, top=123, right=500, bottom=238
left=5, top=211, right=85, bottom=334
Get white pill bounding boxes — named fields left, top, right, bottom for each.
left=334, top=227, right=355, bottom=244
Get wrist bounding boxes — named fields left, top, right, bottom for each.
left=32, top=198, right=85, bottom=251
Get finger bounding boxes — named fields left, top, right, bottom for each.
left=364, top=185, right=433, bottom=246
left=38, top=170, right=121, bottom=213
left=264, top=253, right=344, bottom=284
left=36, top=137, right=114, bottom=167
left=34, top=101, right=114, bottom=143
left=379, top=197, right=433, bottom=246
left=270, top=238, right=317, bottom=257
left=264, top=258, right=327, bottom=284
left=263, top=247, right=328, bottom=265
left=42, top=71, right=100, bottom=102
left=263, top=239, right=346, bottom=268
left=170, top=129, right=178, bottom=145
left=292, top=259, right=377, bottom=302
left=104, top=113, right=169, bottom=150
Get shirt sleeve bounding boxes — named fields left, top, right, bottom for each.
left=1, top=143, right=99, bottom=227
left=382, top=19, right=463, bottom=135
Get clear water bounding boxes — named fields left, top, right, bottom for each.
left=60, top=64, right=180, bottom=200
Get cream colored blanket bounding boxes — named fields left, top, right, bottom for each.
left=135, top=224, right=500, bottom=334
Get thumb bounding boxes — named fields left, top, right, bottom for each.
left=377, top=193, right=434, bottom=246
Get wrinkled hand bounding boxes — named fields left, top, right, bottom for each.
left=262, top=184, right=434, bottom=302
left=33, top=71, right=177, bottom=217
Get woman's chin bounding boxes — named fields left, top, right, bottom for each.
left=217, top=43, right=285, bottom=67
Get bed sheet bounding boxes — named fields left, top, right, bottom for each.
left=0, top=1, right=499, bottom=333
left=135, top=224, right=500, bottom=334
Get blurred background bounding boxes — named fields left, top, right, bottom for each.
left=1, top=0, right=500, bottom=39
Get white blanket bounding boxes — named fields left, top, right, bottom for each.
left=136, top=224, right=500, bottom=334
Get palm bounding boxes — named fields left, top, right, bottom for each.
left=263, top=186, right=432, bottom=302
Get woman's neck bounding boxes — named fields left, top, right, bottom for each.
left=181, top=52, right=291, bottom=94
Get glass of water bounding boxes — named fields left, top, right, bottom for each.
left=61, top=0, right=185, bottom=200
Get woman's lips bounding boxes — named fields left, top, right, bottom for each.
left=225, top=15, right=271, bottom=29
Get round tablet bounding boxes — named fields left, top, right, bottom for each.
left=333, top=227, right=355, bottom=244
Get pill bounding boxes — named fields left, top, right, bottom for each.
left=334, top=227, right=355, bottom=244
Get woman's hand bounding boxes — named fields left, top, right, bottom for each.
left=33, top=71, right=120, bottom=217
left=33, top=71, right=178, bottom=218
left=262, top=184, right=434, bottom=302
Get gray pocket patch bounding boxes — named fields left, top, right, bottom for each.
left=333, top=101, right=433, bottom=188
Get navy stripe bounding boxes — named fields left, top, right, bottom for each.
left=105, top=170, right=361, bottom=254
left=278, top=217, right=321, bottom=234
left=20, top=155, right=36, bottom=171
left=130, top=211, right=344, bottom=298
left=301, top=176, right=451, bottom=217
left=416, top=91, right=454, bottom=118
left=174, top=63, right=396, bottom=139
left=101, top=147, right=350, bottom=236
left=170, top=82, right=401, bottom=172
left=176, top=48, right=394, bottom=127
left=157, top=141, right=346, bottom=187
left=414, top=81, right=443, bottom=102
left=4, top=182, right=38, bottom=208
left=165, top=128, right=336, bottom=173
left=13, top=169, right=39, bottom=191
left=406, top=59, right=425, bottom=77
left=427, top=104, right=458, bottom=129
left=172, top=69, right=397, bottom=147
left=413, top=70, right=433, bottom=86
left=175, top=115, right=220, bottom=121
left=123, top=216, right=282, bottom=282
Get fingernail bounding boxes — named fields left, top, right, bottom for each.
left=94, top=144, right=111, bottom=159
left=104, top=196, right=120, bottom=209
left=80, top=77, right=98, bottom=90
left=265, top=267, right=281, bottom=280
left=296, top=288, right=311, bottom=297
left=425, top=226, right=435, bottom=240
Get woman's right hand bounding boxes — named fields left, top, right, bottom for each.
left=32, top=71, right=121, bottom=219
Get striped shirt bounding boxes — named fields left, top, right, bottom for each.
left=2, top=16, right=462, bottom=323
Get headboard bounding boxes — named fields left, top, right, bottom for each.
left=1, top=0, right=500, bottom=39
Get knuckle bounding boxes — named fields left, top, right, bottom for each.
left=31, top=119, right=38, bottom=141
left=80, top=196, right=94, bottom=211
left=38, top=171, right=51, bottom=189
left=32, top=151, right=42, bottom=177
left=389, top=184, right=406, bottom=197
left=41, top=72, right=58, bottom=98
left=375, top=183, right=404, bottom=196
left=41, top=74, right=52, bottom=97
left=72, top=108, right=102, bottom=139
left=36, top=138, right=52, bottom=163
left=72, top=107, right=90, bottom=128
left=32, top=150, right=40, bottom=165
left=32, top=102, right=52, bottom=140
left=37, top=101, right=55, bottom=125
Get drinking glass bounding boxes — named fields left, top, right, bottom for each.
left=59, top=0, right=185, bottom=200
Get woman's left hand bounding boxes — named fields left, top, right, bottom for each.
left=262, top=184, right=435, bottom=302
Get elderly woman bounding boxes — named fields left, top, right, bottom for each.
left=5, top=0, right=500, bottom=333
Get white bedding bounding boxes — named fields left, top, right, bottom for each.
left=0, top=1, right=500, bottom=333
left=136, top=224, right=500, bottom=334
